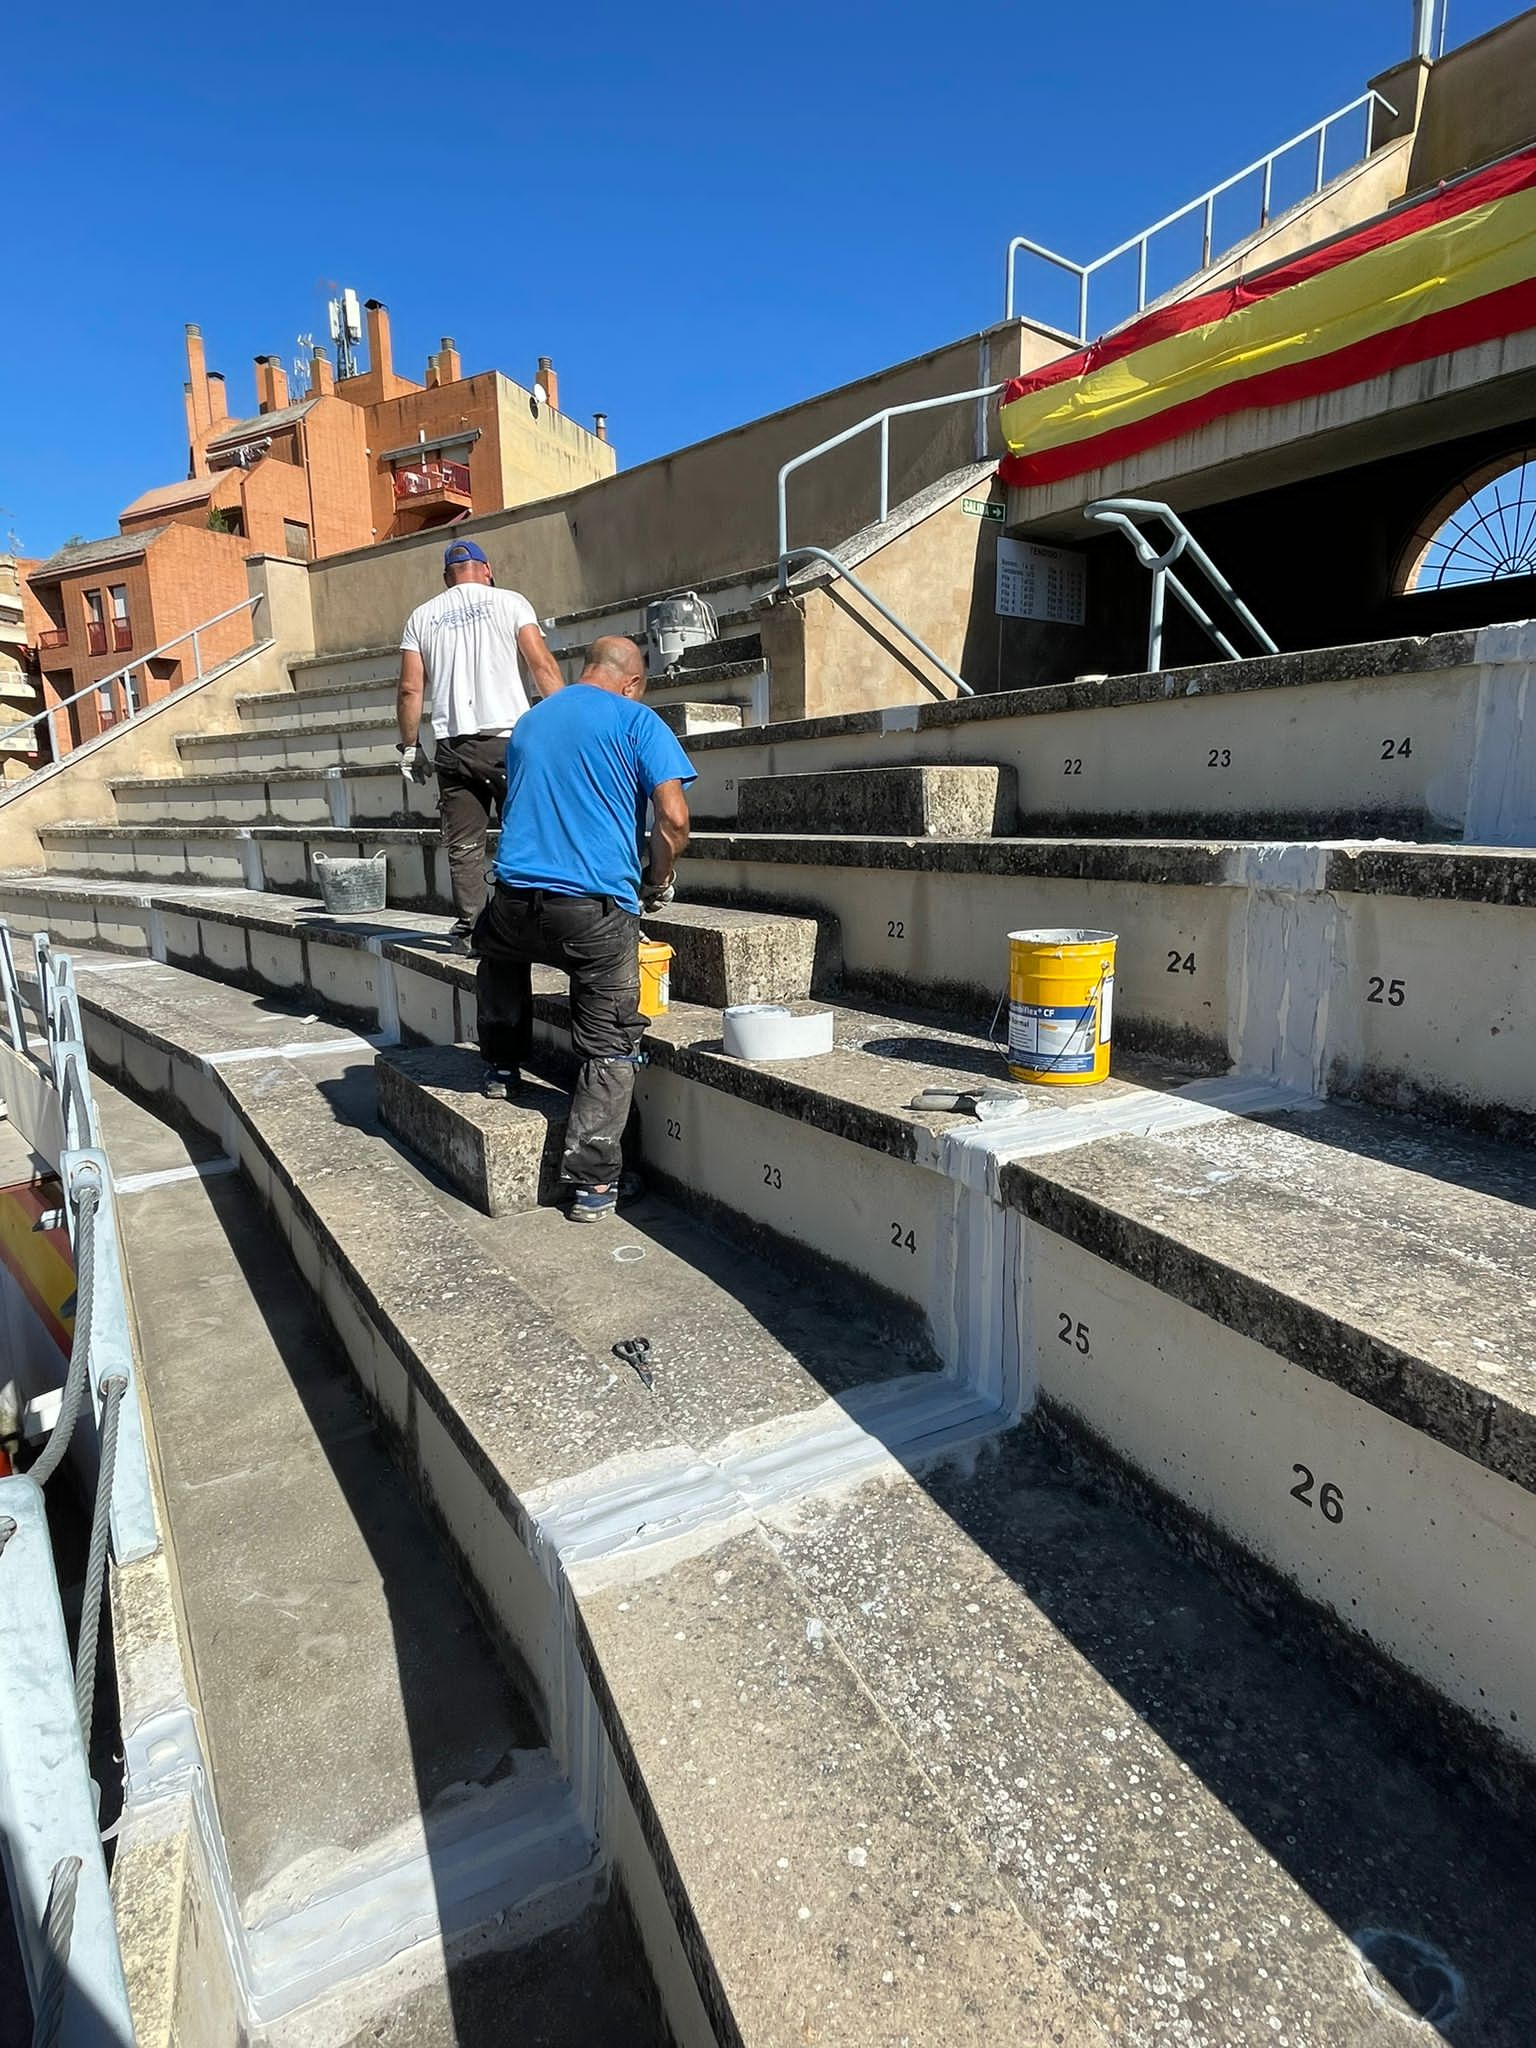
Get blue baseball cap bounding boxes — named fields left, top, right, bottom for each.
left=443, top=538, right=488, bottom=567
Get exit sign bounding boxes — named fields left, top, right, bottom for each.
left=962, top=497, right=1005, bottom=523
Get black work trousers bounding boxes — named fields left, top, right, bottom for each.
left=434, top=732, right=508, bottom=933
left=473, top=883, right=646, bottom=1190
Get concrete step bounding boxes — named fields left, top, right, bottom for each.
left=678, top=830, right=1536, bottom=1142
left=652, top=701, right=743, bottom=737
left=92, top=1074, right=631, bottom=2040
left=644, top=659, right=769, bottom=724
left=377, top=1043, right=570, bottom=1214
left=178, top=714, right=399, bottom=775
left=737, top=764, right=1017, bottom=837
left=680, top=622, right=1536, bottom=846
left=0, top=875, right=820, bottom=1016
left=59, top=952, right=1536, bottom=2044
left=108, top=764, right=435, bottom=830
left=288, top=645, right=399, bottom=694
left=238, top=678, right=396, bottom=727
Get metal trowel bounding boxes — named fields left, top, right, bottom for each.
left=906, top=1086, right=1028, bottom=1121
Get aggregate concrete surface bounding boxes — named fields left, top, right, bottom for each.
left=45, top=957, right=1536, bottom=2044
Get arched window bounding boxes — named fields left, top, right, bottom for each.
left=1400, top=450, right=1536, bottom=591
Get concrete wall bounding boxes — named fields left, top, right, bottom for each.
left=0, top=556, right=309, bottom=867
left=1191, top=137, right=1412, bottom=296
left=305, top=321, right=1061, bottom=653
left=762, top=481, right=1007, bottom=718
left=1408, top=8, right=1536, bottom=189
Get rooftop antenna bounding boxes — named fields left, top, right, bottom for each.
left=327, top=289, right=363, bottom=381
left=293, top=332, right=316, bottom=393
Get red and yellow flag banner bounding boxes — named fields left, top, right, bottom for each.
left=998, top=145, right=1536, bottom=489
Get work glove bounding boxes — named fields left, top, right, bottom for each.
left=397, top=743, right=432, bottom=786
left=640, top=875, right=676, bottom=913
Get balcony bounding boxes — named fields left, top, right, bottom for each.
left=393, top=458, right=472, bottom=504
left=111, top=620, right=133, bottom=653
left=391, top=459, right=474, bottom=532
left=86, top=622, right=108, bottom=656
left=37, top=627, right=68, bottom=651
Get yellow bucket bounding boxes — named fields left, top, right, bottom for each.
left=638, top=939, right=672, bottom=1018
left=1007, top=928, right=1116, bottom=1085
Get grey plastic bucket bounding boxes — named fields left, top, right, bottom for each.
left=315, top=852, right=387, bottom=915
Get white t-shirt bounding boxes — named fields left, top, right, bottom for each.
left=399, top=583, right=538, bottom=739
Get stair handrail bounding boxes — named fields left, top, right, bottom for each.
left=777, top=546, right=974, bottom=699
left=0, top=924, right=156, bottom=2048
left=7, top=592, right=265, bottom=765
left=776, top=385, right=1002, bottom=576
left=1005, top=88, right=1398, bottom=338
left=1084, top=497, right=1276, bottom=672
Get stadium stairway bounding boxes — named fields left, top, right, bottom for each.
left=5, top=610, right=1536, bottom=2041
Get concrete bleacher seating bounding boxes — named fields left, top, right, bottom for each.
left=6, top=572, right=1536, bottom=2042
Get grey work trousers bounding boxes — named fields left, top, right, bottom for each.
left=473, top=883, right=646, bottom=1190
left=434, top=731, right=508, bottom=932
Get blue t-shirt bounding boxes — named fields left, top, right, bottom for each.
left=492, top=684, right=697, bottom=914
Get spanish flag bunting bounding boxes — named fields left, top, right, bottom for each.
left=998, top=144, right=1536, bottom=488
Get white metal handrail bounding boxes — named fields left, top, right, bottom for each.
left=776, top=385, right=1002, bottom=577
left=0, top=924, right=153, bottom=2046
left=12, top=593, right=265, bottom=762
left=777, top=547, right=975, bottom=699
left=1085, top=497, right=1276, bottom=672
left=1005, top=88, right=1398, bottom=339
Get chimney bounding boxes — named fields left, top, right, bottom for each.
left=537, top=356, right=559, bottom=411
left=593, top=412, right=608, bottom=443
left=254, top=355, right=289, bottom=414
left=308, top=346, right=335, bottom=398
left=206, top=371, right=229, bottom=425
left=184, top=381, right=206, bottom=476
left=437, top=336, right=462, bottom=383
left=365, top=299, right=393, bottom=385
left=185, top=323, right=213, bottom=441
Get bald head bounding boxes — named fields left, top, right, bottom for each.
left=580, top=635, right=647, bottom=697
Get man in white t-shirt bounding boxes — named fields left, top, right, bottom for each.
left=397, top=538, right=566, bottom=947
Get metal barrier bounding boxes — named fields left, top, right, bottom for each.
left=1005, top=89, right=1397, bottom=338
left=776, top=385, right=1002, bottom=574
left=4, top=593, right=264, bottom=768
left=0, top=923, right=152, bottom=2046
left=1084, top=497, right=1276, bottom=672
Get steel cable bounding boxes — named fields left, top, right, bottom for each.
left=30, top=1855, right=81, bottom=2048
left=28, top=1182, right=99, bottom=1491
left=74, top=1375, right=126, bottom=1743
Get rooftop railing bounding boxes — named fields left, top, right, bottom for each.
left=1005, top=89, right=1398, bottom=341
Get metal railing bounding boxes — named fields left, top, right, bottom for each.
left=0, top=923, right=156, bottom=2045
left=1005, top=88, right=1397, bottom=339
left=776, top=385, right=1002, bottom=574
left=1085, top=497, right=1276, bottom=672
left=777, top=546, right=974, bottom=699
left=392, top=459, right=471, bottom=500
left=12, top=594, right=263, bottom=767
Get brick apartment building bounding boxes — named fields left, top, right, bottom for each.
left=23, top=301, right=616, bottom=756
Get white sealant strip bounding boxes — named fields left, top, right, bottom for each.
left=122, top=1698, right=600, bottom=2027
left=203, top=1035, right=378, bottom=1065
left=530, top=1367, right=1014, bottom=1584
left=114, top=1158, right=239, bottom=1195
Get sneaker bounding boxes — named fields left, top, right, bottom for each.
left=569, top=1186, right=618, bottom=1223
left=481, top=1066, right=520, bottom=1100
left=450, top=928, right=475, bottom=956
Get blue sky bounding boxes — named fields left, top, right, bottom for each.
left=2, top=0, right=1513, bottom=557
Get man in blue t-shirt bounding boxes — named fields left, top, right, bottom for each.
left=472, top=635, right=696, bottom=1221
